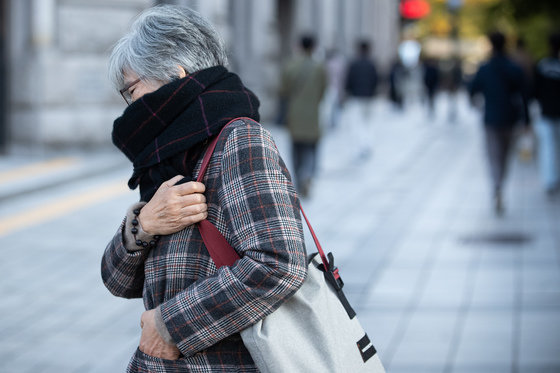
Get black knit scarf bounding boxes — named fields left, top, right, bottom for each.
left=112, top=66, right=260, bottom=201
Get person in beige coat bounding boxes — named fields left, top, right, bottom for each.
left=280, top=35, right=327, bottom=197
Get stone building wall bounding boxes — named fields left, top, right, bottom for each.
left=7, top=0, right=151, bottom=146
left=4, top=0, right=399, bottom=147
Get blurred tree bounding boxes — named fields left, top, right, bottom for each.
left=418, top=0, right=559, bottom=59
left=507, top=0, right=560, bottom=58
left=509, top=0, right=560, bottom=19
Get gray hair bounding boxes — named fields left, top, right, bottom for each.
left=108, top=5, right=228, bottom=90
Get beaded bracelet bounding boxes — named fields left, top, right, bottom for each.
left=132, top=208, right=160, bottom=249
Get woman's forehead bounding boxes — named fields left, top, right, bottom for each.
left=122, top=70, right=140, bottom=84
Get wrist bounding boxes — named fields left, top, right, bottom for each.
left=124, top=202, right=159, bottom=251
left=132, top=207, right=160, bottom=249
left=154, top=307, right=175, bottom=345
left=138, top=209, right=154, bottom=235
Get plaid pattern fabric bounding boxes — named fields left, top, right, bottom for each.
left=102, top=119, right=307, bottom=372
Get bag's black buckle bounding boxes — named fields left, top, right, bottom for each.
left=318, top=252, right=357, bottom=319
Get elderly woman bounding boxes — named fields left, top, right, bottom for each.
left=101, top=5, right=307, bottom=372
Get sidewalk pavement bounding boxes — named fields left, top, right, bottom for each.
left=0, top=146, right=129, bottom=202
left=0, top=93, right=559, bottom=372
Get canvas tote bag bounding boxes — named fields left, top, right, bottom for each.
left=197, top=120, right=385, bottom=372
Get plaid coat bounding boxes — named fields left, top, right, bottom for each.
left=102, top=119, right=308, bottom=372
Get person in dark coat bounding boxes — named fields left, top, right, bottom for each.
left=102, top=5, right=307, bottom=372
left=389, top=58, right=405, bottom=110
left=422, top=57, right=440, bottom=117
left=345, top=40, right=379, bottom=159
left=469, top=31, right=530, bottom=215
left=534, top=31, right=560, bottom=196
left=447, top=57, right=463, bottom=123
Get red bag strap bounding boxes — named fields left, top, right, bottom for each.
left=198, top=219, right=241, bottom=268
left=196, top=118, right=245, bottom=268
left=196, top=119, right=332, bottom=273
left=298, top=207, right=331, bottom=272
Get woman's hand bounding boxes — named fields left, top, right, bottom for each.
left=139, top=309, right=181, bottom=360
left=139, top=175, right=208, bottom=235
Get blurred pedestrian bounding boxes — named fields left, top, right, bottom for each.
left=102, top=5, right=307, bottom=371
left=280, top=35, right=327, bottom=197
left=511, top=37, right=535, bottom=98
left=389, top=58, right=405, bottom=110
left=422, top=56, right=440, bottom=118
left=512, top=38, right=536, bottom=160
left=447, top=57, right=463, bottom=123
left=469, top=31, right=530, bottom=215
left=345, top=40, right=379, bottom=160
left=534, top=31, right=560, bottom=197
left=324, top=48, right=346, bottom=130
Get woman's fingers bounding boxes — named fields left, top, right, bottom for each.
left=173, top=180, right=206, bottom=195
left=164, top=175, right=185, bottom=188
left=182, top=211, right=208, bottom=226
left=179, top=191, right=206, bottom=206
left=180, top=200, right=207, bottom=215
left=178, top=199, right=208, bottom=224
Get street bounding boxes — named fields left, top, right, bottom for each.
left=1, top=93, right=559, bottom=372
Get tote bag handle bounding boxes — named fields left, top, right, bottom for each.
left=196, top=119, right=334, bottom=275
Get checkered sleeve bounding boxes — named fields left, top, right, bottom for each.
left=101, top=210, right=147, bottom=299
left=160, top=122, right=308, bottom=357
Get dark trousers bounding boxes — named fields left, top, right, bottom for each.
left=292, top=141, right=318, bottom=194
left=484, top=126, right=514, bottom=193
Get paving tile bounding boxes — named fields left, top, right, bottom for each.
left=361, top=266, right=424, bottom=309
left=389, top=310, right=457, bottom=368
left=451, top=363, right=513, bottom=373
left=433, top=244, right=477, bottom=268
left=516, top=364, right=560, bottom=373
left=519, top=310, right=560, bottom=366
left=388, top=243, right=439, bottom=268
left=452, top=310, right=515, bottom=368
left=522, top=291, right=560, bottom=309
left=389, top=363, right=445, bottom=373
left=522, top=264, right=560, bottom=294
left=417, top=267, right=470, bottom=310
left=470, top=267, right=517, bottom=308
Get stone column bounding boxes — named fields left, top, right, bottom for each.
left=0, top=0, right=8, bottom=151
left=227, top=0, right=276, bottom=121
left=9, top=0, right=44, bottom=145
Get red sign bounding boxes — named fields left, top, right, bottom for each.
left=400, top=0, right=431, bottom=19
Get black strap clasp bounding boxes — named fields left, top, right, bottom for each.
left=318, top=252, right=357, bottom=319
